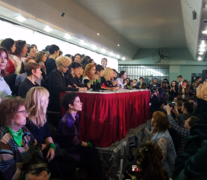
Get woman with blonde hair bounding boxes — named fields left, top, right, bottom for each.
left=101, top=67, right=118, bottom=90
left=151, top=111, right=176, bottom=178
left=82, top=63, right=98, bottom=88
left=25, top=87, right=55, bottom=161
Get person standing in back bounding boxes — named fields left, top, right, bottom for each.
left=46, top=45, right=59, bottom=76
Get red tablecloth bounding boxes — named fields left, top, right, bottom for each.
left=59, top=90, right=150, bottom=147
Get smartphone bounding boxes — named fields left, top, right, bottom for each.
left=132, top=165, right=140, bottom=172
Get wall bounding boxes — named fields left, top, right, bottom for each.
left=119, top=48, right=207, bottom=82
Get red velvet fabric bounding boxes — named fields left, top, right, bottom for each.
left=59, top=90, right=150, bottom=147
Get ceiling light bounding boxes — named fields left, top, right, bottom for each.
left=122, top=57, right=126, bottom=60
left=109, top=52, right=114, bottom=56
left=201, top=40, right=206, bottom=44
left=15, top=15, right=27, bottom=22
left=92, top=45, right=97, bottom=50
left=43, top=26, right=52, bottom=32
left=197, top=57, right=202, bottom=61
left=117, top=44, right=120, bottom=46
left=199, top=44, right=206, bottom=48
left=64, top=34, right=71, bottom=39
left=80, top=40, right=86, bottom=45
left=199, top=47, right=205, bottom=52
left=202, top=30, right=207, bottom=34
left=116, top=55, right=120, bottom=59
left=101, top=49, right=106, bottom=53
left=146, top=68, right=163, bottom=76
left=97, top=33, right=100, bottom=36
left=198, top=52, right=204, bottom=55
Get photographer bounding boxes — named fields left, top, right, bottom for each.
left=174, top=82, right=207, bottom=180
left=127, top=141, right=169, bottom=180
left=166, top=104, right=198, bottom=155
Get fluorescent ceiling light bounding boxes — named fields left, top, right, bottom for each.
left=122, top=57, right=126, bottom=60
left=197, top=57, right=202, bottom=61
left=116, top=55, right=120, bottom=59
left=101, top=49, right=106, bottom=53
left=109, top=52, right=114, bottom=56
left=15, top=15, right=27, bottom=22
left=43, top=26, right=52, bottom=32
left=199, top=47, right=205, bottom=52
left=201, top=40, right=206, bottom=44
left=92, top=45, right=97, bottom=50
left=202, top=30, right=207, bottom=34
left=64, top=34, right=71, bottom=39
left=198, top=52, right=204, bottom=55
left=199, top=44, right=206, bottom=48
left=80, top=40, right=86, bottom=45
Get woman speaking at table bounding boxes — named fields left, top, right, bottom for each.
left=82, top=63, right=99, bottom=89
left=101, top=67, right=119, bottom=90
left=55, top=93, right=103, bottom=180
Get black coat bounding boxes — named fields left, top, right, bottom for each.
left=46, top=58, right=57, bottom=76
left=49, top=69, right=78, bottom=111
left=18, top=78, right=39, bottom=98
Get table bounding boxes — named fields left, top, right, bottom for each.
left=59, top=89, right=150, bottom=147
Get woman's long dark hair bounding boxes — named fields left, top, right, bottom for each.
left=135, top=141, right=169, bottom=180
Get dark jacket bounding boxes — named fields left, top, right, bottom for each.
left=174, top=98, right=207, bottom=180
left=18, top=78, right=39, bottom=98
left=136, top=82, right=146, bottom=89
left=46, top=58, right=57, bottom=76
left=49, top=69, right=78, bottom=111
left=55, top=112, right=81, bottom=161
left=65, top=73, right=78, bottom=87
left=169, top=87, right=178, bottom=101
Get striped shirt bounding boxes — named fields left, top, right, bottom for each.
left=0, top=126, right=47, bottom=180
left=167, top=114, right=190, bottom=155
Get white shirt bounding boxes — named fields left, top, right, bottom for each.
left=117, top=77, right=125, bottom=89
left=9, top=54, right=24, bottom=68
left=0, top=76, right=12, bottom=99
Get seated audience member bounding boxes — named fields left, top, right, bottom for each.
left=65, top=54, right=72, bottom=59
left=190, top=81, right=198, bottom=97
left=49, top=56, right=86, bottom=111
left=25, top=45, right=37, bottom=62
left=179, top=102, right=194, bottom=120
left=59, top=50, right=63, bottom=57
left=177, top=75, right=183, bottom=92
left=65, top=62, right=85, bottom=88
left=149, top=78, right=160, bottom=90
left=133, top=79, right=137, bottom=86
left=1, top=38, right=16, bottom=75
left=127, top=141, right=169, bottom=180
left=117, top=71, right=127, bottom=89
left=0, top=47, right=12, bottom=99
left=46, top=44, right=59, bottom=76
left=180, top=79, right=190, bottom=99
left=111, top=69, right=118, bottom=85
left=136, top=77, right=146, bottom=89
left=169, top=80, right=178, bottom=101
left=55, top=93, right=103, bottom=180
left=80, top=55, right=90, bottom=67
left=174, top=83, right=207, bottom=180
left=35, top=51, right=48, bottom=88
left=15, top=58, right=41, bottom=95
left=82, top=63, right=98, bottom=89
left=18, top=62, right=41, bottom=98
left=0, top=97, right=49, bottom=180
left=101, top=67, right=118, bottom=90
left=166, top=104, right=198, bottom=155
left=126, top=78, right=130, bottom=84
left=75, top=65, right=84, bottom=87
left=73, top=53, right=81, bottom=63
left=126, top=80, right=134, bottom=89
left=101, top=58, right=107, bottom=68
left=25, top=87, right=75, bottom=179
left=10, top=40, right=28, bottom=69
left=95, top=64, right=104, bottom=89
left=151, top=111, right=177, bottom=178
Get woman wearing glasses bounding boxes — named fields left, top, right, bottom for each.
left=0, top=97, right=49, bottom=180
left=49, top=56, right=86, bottom=111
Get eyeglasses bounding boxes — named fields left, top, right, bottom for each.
left=17, top=110, right=29, bottom=115
left=61, top=64, right=68, bottom=69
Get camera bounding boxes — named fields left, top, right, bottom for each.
left=127, top=161, right=140, bottom=175
left=169, top=101, right=175, bottom=109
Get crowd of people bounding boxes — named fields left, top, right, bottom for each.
left=0, top=38, right=207, bottom=180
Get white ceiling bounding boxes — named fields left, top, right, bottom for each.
left=74, top=0, right=186, bottom=49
